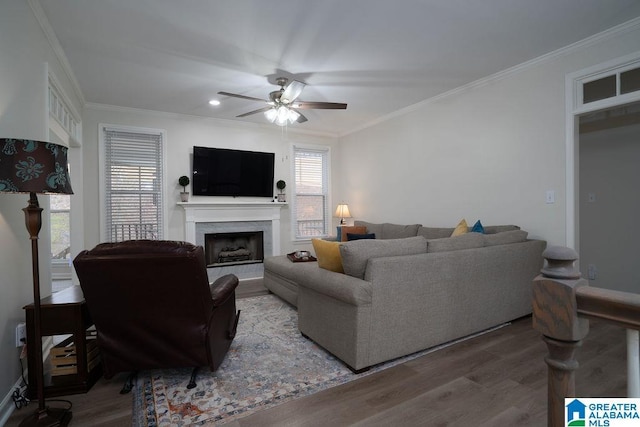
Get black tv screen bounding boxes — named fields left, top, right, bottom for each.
left=192, top=146, right=275, bottom=197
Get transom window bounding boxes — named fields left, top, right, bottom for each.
left=581, top=64, right=640, bottom=105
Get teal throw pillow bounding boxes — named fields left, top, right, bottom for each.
left=471, top=220, right=485, bottom=234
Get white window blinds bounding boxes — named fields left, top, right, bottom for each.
left=293, top=146, right=329, bottom=239
left=103, top=128, right=164, bottom=242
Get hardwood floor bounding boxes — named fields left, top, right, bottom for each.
left=6, top=280, right=627, bottom=426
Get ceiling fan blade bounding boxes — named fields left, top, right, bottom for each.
left=281, top=80, right=306, bottom=104
left=296, top=111, right=308, bottom=123
left=294, top=101, right=347, bottom=110
left=236, top=106, right=273, bottom=117
left=218, top=91, right=266, bottom=103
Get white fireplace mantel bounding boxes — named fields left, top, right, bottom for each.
left=178, top=201, right=286, bottom=255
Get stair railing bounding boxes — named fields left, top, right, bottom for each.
left=532, top=246, right=640, bottom=427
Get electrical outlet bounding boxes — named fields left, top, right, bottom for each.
left=15, top=322, right=26, bottom=348
left=587, top=264, right=597, bottom=280
left=546, top=190, right=555, bottom=204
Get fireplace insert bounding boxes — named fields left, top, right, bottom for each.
left=204, top=231, right=264, bottom=268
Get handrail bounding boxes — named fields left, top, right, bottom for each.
left=532, top=246, right=640, bottom=426
left=576, top=286, right=640, bottom=330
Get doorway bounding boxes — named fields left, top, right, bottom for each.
left=566, top=52, right=640, bottom=251
left=577, top=102, right=640, bottom=293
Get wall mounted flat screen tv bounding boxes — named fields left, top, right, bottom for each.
left=192, top=146, right=275, bottom=197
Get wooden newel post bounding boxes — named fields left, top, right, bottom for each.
left=532, top=246, right=590, bottom=427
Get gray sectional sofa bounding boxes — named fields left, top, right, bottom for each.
left=264, top=221, right=546, bottom=372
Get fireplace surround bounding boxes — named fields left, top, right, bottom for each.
left=179, top=201, right=285, bottom=280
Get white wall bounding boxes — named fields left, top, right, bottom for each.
left=0, top=1, right=83, bottom=421
left=81, top=106, right=339, bottom=254
left=579, top=123, right=640, bottom=293
left=337, top=24, right=640, bottom=247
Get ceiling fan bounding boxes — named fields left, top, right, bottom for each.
left=218, top=77, right=347, bottom=126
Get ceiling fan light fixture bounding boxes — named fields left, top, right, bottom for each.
left=208, top=99, right=220, bottom=106
left=226, top=76, right=346, bottom=125
left=264, top=105, right=299, bottom=126
left=276, top=105, right=289, bottom=123
left=264, top=108, right=278, bottom=122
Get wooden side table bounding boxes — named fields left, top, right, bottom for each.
left=24, top=285, right=102, bottom=398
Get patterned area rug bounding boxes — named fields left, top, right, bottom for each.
left=133, top=295, right=507, bottom=426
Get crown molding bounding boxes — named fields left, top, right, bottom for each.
left=28, top=0, right=85, bottom=106
left=85, top=103, right=339, bottom=139
left=340, top=16, right=640, bottom=138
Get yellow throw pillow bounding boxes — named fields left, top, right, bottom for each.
left=311, top=238, right=344, bottom=273
left=451, top=219, right=468, bottom=237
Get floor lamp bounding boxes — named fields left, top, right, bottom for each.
left=0, top=138, right=73, bottom=426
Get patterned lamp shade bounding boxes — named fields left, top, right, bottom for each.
left=0, top=138, right=73, bottom=195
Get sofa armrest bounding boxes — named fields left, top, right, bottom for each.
left=210, top=274, right=239, bottom=307
left=296, top=267, right=372, bottom=306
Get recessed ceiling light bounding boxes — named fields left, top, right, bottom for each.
left=209, top=99, right=220, bottom=106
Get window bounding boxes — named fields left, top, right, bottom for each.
left=583, top=75, right=617, bottom=104
left=581, top=64, right=640, bottom=106
left=101, top=126, right=165, bottom=242
left=50, top=194, right=71, bottom=261
left=620, top=67, right=640, bottom=95
left=292, top=145, right=330, bottom=239
left=48, top=73, right=81, bottom=284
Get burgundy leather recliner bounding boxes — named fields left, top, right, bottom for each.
left=73, top=240, right=240, bottom=390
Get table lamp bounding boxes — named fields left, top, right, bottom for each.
left=334, top=203, right=351, bottom=225
left=0, top=138, right=73, bottom=426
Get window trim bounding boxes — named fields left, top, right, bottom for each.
left=99, top=124, right=168, bottom=242
left=290, top=142, right=332, bottom=242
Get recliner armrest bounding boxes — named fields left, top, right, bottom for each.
left=210, top=274, right=239, bottom=307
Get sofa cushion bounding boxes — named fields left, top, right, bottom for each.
left=483, top=225, right=520, bottom=234
left=427, top=232, right=485, bottom=252
left=353, top=221, right=421, bottom=239
left=340, top=225, right=367, bottom=242
left=311, top=239, right=344, bottom=273
left=417, top=227, right=454, bottom=239
left=483, top=230, right=528, bottom=246
left=339, top=236, right=427, bottom=279
left=382, top=223, right=421, bottom=239
left=347, top=233, right=376, bottom=241
left=451, top=219, right=468, bottom=237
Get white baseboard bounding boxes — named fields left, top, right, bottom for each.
left=0, top=377, right=27, bottom=426
left=0, top=338, right=54, bottom=426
